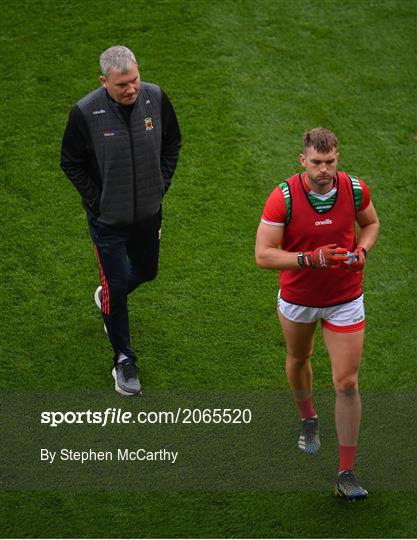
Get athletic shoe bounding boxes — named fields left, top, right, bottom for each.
left=94, top=286, right=108, bottom=334
left=298, top=417, right=320, bottom=455
left=112, top=356, right=142, bottom=396
left=335, top=470, right=368, bottom=501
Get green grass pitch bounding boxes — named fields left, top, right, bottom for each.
left=1, top=0, right=416, bottom=537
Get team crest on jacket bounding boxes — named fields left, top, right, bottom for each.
left=144, top=117, right=154, bottom=130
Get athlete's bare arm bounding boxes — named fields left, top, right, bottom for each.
left=255, top=222, right=301, bottom=270
left=355, top=201, right=380, bottom=253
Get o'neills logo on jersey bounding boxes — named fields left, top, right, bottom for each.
left=315, top=218, right=333, bottom=226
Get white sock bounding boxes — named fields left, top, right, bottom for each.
left=117, top=353, right=129, bottom=363
left=301, top=414, right=318, bottom=421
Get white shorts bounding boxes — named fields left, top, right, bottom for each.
left=277, top=291, right=365, bottom=333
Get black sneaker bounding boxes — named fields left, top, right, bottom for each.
left=335, top=470, right=368, bottom=500
left=298, top=417, right=320, bottom=454
left=112, top=356, right=142, bottom=396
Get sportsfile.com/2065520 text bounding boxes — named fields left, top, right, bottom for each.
left=40, top=408, right=252, bottom=427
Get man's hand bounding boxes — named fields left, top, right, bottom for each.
left=345, top=246, right=367, bottom=272
left=305, top=244, right=349, bottom=268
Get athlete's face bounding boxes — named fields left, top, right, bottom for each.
left=99, top=62, right=141, bottom=105
left=300, top=147, right=339, bottom=193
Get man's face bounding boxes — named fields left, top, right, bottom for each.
left=299, top=146, right=339, bottom=191
left=100, top=62, right=141, bottom=105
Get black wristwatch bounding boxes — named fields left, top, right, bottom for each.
left=297, top=252, right=306, bottom=268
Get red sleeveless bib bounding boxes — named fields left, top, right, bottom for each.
left=280, top=172, right=362, bottom=307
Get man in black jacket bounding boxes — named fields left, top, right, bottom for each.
left=61, top=45, right=181, bottom=396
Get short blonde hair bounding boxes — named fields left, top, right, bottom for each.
left=303, top=128, right=338, bottom=154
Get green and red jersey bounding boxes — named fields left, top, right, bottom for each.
left=262, top=173, right=370, bottom=226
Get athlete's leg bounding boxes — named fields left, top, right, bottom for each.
left=279, top=311, right=320, bottom=453
left=126, top=207, right=162, bottom=294
left=278, top=311, right=317, bottom=412
left=88, top=215, right=134, bottom=358
left=322, top=326, right=364, bottom=469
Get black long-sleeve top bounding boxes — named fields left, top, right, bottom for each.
left=60, top=88, right=181, bottom=217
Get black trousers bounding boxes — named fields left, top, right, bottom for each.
left=87, top=208, right=162, bottom=359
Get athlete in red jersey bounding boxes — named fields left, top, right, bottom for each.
left=255, top=128, right=380, bottom=500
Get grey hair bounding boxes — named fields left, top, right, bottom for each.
left=99, top=45, right=137, bottom=77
